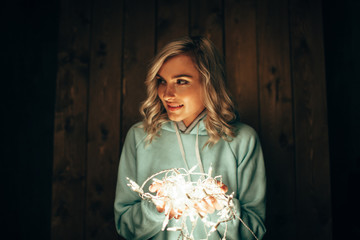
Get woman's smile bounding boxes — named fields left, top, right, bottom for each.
left=166, top=102, right=184, bottom=111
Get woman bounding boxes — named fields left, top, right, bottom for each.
left=114, top=36, right=266, bottom=239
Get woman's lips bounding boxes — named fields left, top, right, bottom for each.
left=167, top=104, right=184, bottom=111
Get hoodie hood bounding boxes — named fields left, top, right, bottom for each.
left=160, top=113, right=208, bottom=136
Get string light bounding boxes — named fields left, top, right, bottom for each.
left=127, top=165, right=258, bottom=240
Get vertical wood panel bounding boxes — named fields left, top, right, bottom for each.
left=224, top=0, right=259, bottom=130
left=122, top=0, right=156, bottom=138
left=52, top=1, right=333, bottom=239
left=157, top=0, right=189, bottom=50
left=257, top=0, right=296, bottom=238
left=86, top=0, right=123, bottom=239
left=289, top=0, right=332, bottom=239
left=51, top=0, right=91, bottom=239
left=189, top=0, right=224, bottom=54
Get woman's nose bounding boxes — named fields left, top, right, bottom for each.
left=163, top=84, right=175, bottom=100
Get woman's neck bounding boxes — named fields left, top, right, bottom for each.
left=176, top=110, right=207, bottom=134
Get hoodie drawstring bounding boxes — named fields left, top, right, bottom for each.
left=174, top=122, right=205, bottom=174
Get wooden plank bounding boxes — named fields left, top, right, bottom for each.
left=289, top=0, right=332, bottom=239
left=224, top=0, right=259, bottom=130
left=189, top=0, right=224, bottom=54
left=85, top=0, right=124, bottom=239
left=256, top=0, right=296, bottom=238
left=121, top=0, right=156, bottom=139
left=51, top=0, right=91, bottom=239
left=157, top=0, right=189, bottom=50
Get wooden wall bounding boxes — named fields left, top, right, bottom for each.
left=51, top=0, right=332, bottom=239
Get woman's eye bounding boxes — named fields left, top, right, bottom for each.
left=157, top=78, right=166, bottom=85
left=177, top=79, right=189, bottom=85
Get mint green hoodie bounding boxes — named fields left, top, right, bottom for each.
left=114, top=118, right=266, bottom=239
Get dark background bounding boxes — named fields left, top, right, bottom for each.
left=2, top=0, right=359, bottom=239
left=323, top=0, right=360, bottom=238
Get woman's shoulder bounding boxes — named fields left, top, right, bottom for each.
left=124, top=121, right=147, bottom=143
left=130, top=121, right=145, bottom=130
left=232, top=121, right=259, bottom=140
left=226, top=122, right=262, bottom=159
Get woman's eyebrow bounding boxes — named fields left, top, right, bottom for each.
left=156, top=74, right=193, bottom=79
left=173, top=74, right=193, bottom=79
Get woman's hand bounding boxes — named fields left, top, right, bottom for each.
left=149, top=179, right=228, bottom=219
left=149, top=181, right=183, bottom=219
left=194, top=180, right=228, bottom=217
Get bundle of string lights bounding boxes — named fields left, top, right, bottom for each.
left=126, top=165, right=258, bottom=240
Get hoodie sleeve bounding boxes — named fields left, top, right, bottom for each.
left=114, top=126, right=164, bottom=239
left=217, top=125, right=266, bottom=239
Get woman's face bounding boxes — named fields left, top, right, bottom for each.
left=157, top=54, right=205, bottom=127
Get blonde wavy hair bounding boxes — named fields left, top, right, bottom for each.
left=140, top=36, right=237, bottom=146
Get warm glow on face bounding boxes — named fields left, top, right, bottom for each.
left=157, top=54, right=205, bottom=127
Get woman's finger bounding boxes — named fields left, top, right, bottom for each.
left=216, top=180, right=228, bottom=193
left=208, top=196, right=223, bottom=210
left=203, top=198, right=215, bottom=213
left=149, top=182, right=162, bottom=192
